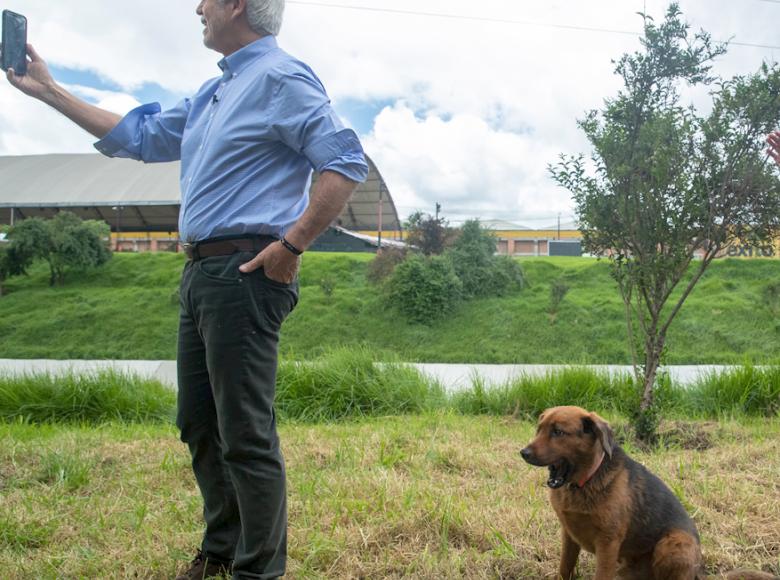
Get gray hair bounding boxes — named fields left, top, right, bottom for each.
left=246, top=0, right=285, bottom=36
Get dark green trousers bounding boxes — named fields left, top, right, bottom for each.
left=177, top=251, right=298, bottom=579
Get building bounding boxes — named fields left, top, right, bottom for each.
left=0, top=153, right=402, bottom=252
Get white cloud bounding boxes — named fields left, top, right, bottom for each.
left=64, top=84, right=141, bottom=116
left=0, top=0, right=777, bottom=221
left=364, top=104, right=573, bottom=223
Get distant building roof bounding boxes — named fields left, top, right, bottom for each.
left=480, top=219, right=532, bottom=231
left=543, top=220, right=580, bottom=231
left=331, top=225, right=405, bottom=249
left=0, top=153, right=401, bottom=233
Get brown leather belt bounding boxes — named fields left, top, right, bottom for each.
left=183, top=235, right=277, bottom=261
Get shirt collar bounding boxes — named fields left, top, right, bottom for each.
left=218, top=35, right=277, bottom=78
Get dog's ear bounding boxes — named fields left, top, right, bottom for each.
left=582, top=413, right=614, bottom=458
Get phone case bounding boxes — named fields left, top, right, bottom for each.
left=2, top=10, right=28, bottom=75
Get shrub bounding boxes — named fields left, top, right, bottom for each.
left=404, top=211, right=455, bottom=255
left=387, top=253, right=462, bottom=323
left=549, top=278, right=570, bottom=314
left=367, top=247, right=407, bottom=284
left=448, top=220, right=524, bottom=298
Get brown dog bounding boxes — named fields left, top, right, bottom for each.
left=520, top=406, right=777, bottom=580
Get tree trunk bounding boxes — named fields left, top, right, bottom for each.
left=640, top=353, right=660, bottom=413
left=636, top=334, right=665, bottom=443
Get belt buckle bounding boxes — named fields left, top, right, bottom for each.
left=183, top=242, right=200, bottom=261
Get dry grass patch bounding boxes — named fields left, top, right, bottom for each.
left=0, top=415, right=778, bottom=579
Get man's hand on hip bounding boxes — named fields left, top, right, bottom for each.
left=239, top=241, right=300, bottom=284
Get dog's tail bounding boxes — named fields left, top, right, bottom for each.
left=715, top=570, right=780, bottom=580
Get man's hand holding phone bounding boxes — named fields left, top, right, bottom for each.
left=5, top=43, right=56, bottom=100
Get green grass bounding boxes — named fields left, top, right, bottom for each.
left=1, top=252, right=779, bottom=363
left=0, top=370, right=176, bottom=424
left=1, top=357, right=777, bottom=425
left=276, top=347, right=447, bottom=421
left=0, top=416, right=778, bottom=578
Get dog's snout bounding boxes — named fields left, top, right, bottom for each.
left=520, top=447, right=533, bottom=463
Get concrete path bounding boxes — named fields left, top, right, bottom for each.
left=0, top=359, right=746, bottom=392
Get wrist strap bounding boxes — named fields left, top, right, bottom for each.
left=280, top=236, right=303, bottom=256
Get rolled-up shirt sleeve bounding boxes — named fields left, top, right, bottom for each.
left=270, top=70, right=369, bottom=183
left=94, top=99, right=191, bottom=163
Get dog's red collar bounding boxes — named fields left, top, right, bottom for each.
left=577, top=451, right=605, bottom=488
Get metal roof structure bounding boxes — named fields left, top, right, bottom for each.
left=0, top=153, right=401, bottom=233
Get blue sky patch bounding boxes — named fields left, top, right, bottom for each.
left=51, top=65, right=186, bottom=110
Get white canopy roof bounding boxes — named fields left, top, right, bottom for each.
left=0, top=153, right=401, bottom=232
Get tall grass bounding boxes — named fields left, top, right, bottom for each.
left=451, top=368, right=637, bottom=419
left=0, top=354, right=777, bottom=425
left=276, top=347, right=447, bottom=421
left=0, top=370, right=175, bottom=424
left=685, top=365, right=780, bottom=417
left=451, top=369, right=688, bottom=420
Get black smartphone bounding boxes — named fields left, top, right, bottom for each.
left=1, top=9, right=27, bottom=75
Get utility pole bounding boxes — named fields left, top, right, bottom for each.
left=557, top=213, right=561, bottom=240
left=435, top=202, right=441, bottom=221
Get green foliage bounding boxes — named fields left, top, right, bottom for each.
left=0, top=357, right=777, bottom=427
left=687, top=365, right=780, bottom=417
left=452, top=368, right=639, bottom=419
left=549, top=4, right=780, bottom=438
left=404, top=210, right=454, bottom=256
left=0, top=370, right=175, bottom=424
left=387, top=253, right=462, bottom=323
left=0, top=253, right=779, bottom=363
left=549, top=279, right=570, bottom=315
left=764, top=281, right=780, bottom=316
left=448, top=219, right=525, bottom=298
left=276, top=347, right=447, bottom=421
left=7, top=212, right=112, bottom=286
left=387, top=220, right=525, bottom=322
left=0, top=226, right=37, bottom=295
left=367, top=246, right=407, bottom=284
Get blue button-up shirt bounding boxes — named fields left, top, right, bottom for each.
left=94, top=36, right=368, bottom=242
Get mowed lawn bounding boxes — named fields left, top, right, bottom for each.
left=1, top=415, right=778, bottom=579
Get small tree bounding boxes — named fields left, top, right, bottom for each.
left=404, top=210, right=454, bottom=255
left=550, top=4, right=780, bottom=440
left=8, top=212, right=112, bottom=286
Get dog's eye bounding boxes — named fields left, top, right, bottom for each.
left=551, top=428, right=565, bottom=437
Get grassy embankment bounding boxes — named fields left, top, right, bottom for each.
left=0, top=252, right=778, bottom=363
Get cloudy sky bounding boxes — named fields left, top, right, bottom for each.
left=1, top=0, right=779, bottom=228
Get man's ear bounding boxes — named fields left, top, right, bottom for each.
left=582, top=413, right=614, bottom=458
left=229, top=0, right=247, bottom=19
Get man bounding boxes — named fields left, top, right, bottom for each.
left=5, top=0, right=368, bottom=578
